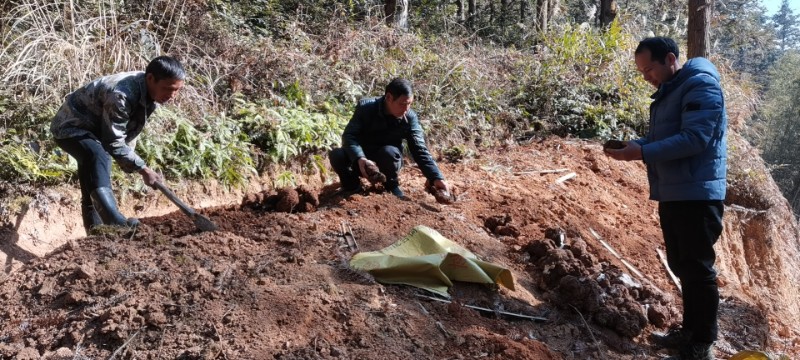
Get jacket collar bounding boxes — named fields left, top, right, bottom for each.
left=651, top=69, right=682, bottom=99
left=379, top=95, right=408, bottom=123
left=136, top=72, right=156, bottom=110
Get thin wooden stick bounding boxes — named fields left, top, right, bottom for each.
left=415, top=294, right=547, bottom=321
left=341, top=221, right=358, bottom=251
left=555, top=172, right=577, bottom=184
left=108, top=328, right=141, bottom=360
left=589, top=228, right=645, bottom=280
left=570, top=305, right=605, bottom=359
left=514, top=168, right=570, bottom=175
left=656, top=248, right=682, bottom=294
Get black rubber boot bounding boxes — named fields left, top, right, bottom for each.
left=90, top=187, right=140, bottom=228
left=81, top=203, right=103, bottom=235
left=651, top=327, right=692, bottom=350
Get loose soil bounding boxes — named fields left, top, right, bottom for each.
left=1, top=137, right=798, bottom=359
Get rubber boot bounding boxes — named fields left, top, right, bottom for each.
left=81, top=203, right=103, bottom=235
left=90, top=187, right=140, bottom=228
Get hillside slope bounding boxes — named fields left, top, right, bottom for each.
left=1, top=137, right=798, bottom=359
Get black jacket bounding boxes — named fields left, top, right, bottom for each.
left=342, top=96, right=444, bottom=181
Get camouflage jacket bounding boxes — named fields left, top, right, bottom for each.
left=50, top=71, right=156, bottom=173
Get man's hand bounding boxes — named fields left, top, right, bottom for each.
left=605, top=141, right=643, bottom=161
left=138, top=167, right=162, bottom=188
left=357, top=157, right=376, bottom=178
left=432, top=179, right=450, bottom=193
left=426, top=179, right=456, bottom=204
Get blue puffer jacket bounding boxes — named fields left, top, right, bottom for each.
left=342, top=96, right=444, bottom=182
left=634, top=57, right=727, bottom=202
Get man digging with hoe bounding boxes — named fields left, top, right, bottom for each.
left=51, top=56, right=185, bottom=235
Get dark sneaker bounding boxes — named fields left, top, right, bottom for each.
left=651, top=328, right=692, bottom=349
left=662, top=342, right=713, bottom=360
left=388, top=186, right=405, bottom=198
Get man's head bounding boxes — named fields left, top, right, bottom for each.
left=634, top=37, right=680, bottom=88
left=384, top=78, right=414, bottom=118
left=145, top=56, right=185, bottom=103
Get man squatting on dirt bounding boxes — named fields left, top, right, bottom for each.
left=605, top=37, right=727, bottom=360
left=51, top=56, right=186, bottom=235
left=329, top=78, right=450, bottom=198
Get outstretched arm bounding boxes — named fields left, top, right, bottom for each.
left=406, top=114, right=445, bottom=185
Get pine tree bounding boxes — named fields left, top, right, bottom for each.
left=772, top=0, right=800, bottom=50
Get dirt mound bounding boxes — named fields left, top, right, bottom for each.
left=241, top=185, right=320, bottom=213
left=483, top=214, right=521, bottom=238
left=1, top=137, right=799, bottom=358
left=526, top=230, right=675, bottom=338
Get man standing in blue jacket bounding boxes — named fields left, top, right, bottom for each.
left=329, top=78, right=450, bottom=199
left=606, top=37, right=726, bottom=360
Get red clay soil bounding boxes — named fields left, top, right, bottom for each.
left=1, top=137, right=798, bottom=359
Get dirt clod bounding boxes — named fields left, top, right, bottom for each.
left=603, top=139, right=625, bottom=150
left=430, top=187, right=457, bottom=204
left=242, top=186, right=320, bottom=213
left=364, top=162, right=386, bottom=184
left=528, top=237, right=672, bottom=338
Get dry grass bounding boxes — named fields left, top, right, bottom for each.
left=2, top=0, right=144, bottom=102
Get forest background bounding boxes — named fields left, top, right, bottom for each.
left=2, top=0, right=800, bottom=219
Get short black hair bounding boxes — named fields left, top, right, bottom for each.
left=385, top=78, right=413, bottom=98
left=145, top=56, right=185, bottom=81
left=635, top=37, right=679, bottom=64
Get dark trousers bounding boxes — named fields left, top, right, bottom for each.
left=329, top=146, right=403, bottom=190
left=55, top=135, right=112, bottom=231
left=659, top=200, right=724, bottom=344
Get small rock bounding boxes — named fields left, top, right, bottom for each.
left=277, top=236, right=297, bottom=246
left=15, top=347, right=40, bottom=360
left=75, top=263, right=96, bottom=279
left=145, top=310, right=168, bottom=326
left=647, top=303, right=670, bottom=328
left=496, top=225, right=521, bottom=237
left=43, top=347, right=74, bottom=360
left=37, top=278, right=57, bottom=296
left=330, top=346, right=343, bottom=357
left=63, top=291, right=87, bottom=305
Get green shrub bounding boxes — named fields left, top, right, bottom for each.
left=137, top=107, right=257, bottom=188
left=0, top=140, right=73, bottom=184
left=233, top=96, right=347, bottom=166
left=511, top=20, right=650, bottom=140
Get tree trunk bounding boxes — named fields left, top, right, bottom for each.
left=599, top=0, right=617, bottom=27
left=537, top=0, right=549, bottom=32
left=457, top=0, right=465, bottom=22
left=687, top=0, right=711, bottom=58
left=385, top=0, right=396, bottom=24
left=501, top=0, right=509, bottom=28
left=788, top=171, right=800, bottom=213
left=520, top=0, right=528, bottom=23
left=385, top=0, right=409, bottom=30
left=489, top=1, right=496, bottom=26
left=467, top=0, right=477, bottom=30
left=397, top=0, right=409, bottom=29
